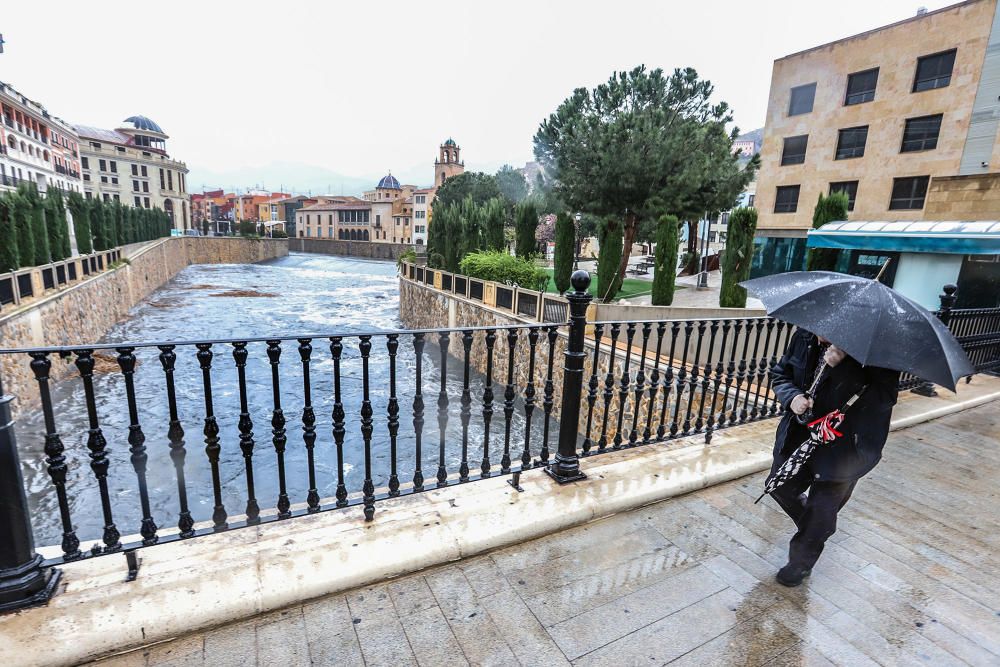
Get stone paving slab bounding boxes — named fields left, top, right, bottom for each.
left=87, top=400, right=1000, bottom=666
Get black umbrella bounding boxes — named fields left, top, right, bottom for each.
left=740, top=271, right=973, bottom=391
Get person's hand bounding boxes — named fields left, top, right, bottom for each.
left=824, top=345, right=846, bottom=368
left=790, top=394, right=813, bottom=415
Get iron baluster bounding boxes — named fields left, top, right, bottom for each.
left=742, top=321, right=764, bottom=423
left=765, top=321, right=788, bottom=416
left=386, top=334, right=401, bottom=496
left=706, top=320, right=730, bottom=442
left=750, top=320, right=775, bottom=420
left=74, top=350, right=120, bottom=552
left=697, top=321, right=719, bottom=437
left=614, top=323, right=635, bottom=449
left=501, top=329, right=517, bottom=473
left=297, top=339, right=319, bottom=512
left=630, top=322, right=651, bottom=445
left=522, top=327, right=539, bottom=468
left=540, top=325, right=558, bottom=462
left=232, top=342, right=261, bottom=525
left=116, top=347, right=157, bottom=545
left=411, top=333, right=425, bottom=492
left=359, top=336, right=375, bottom=521
left=672, top=321, right=693, bottom=438
left=158, top=345, right=193, bottom=537
left=436, top=331, right=450, bottom=487
left=481, top=330, right=496, bottom=477
left=657, top=322, right=680, bottom=441
left=598, top=323, right=620, bottom=451
left=266, top=341, right=291, bottom=518
left=644, top=322, right=666, bottom=443
left=582, top=323, right=603, bottom=454
left=196, top=343, right=227, bottom=532
left=683, top=322, right=705, bottom=436
left=330, top=337, right=348, bottom=506
left=723, top=320, right=743, bottom=428
left=731, top=319, right=753, bottom=425
left=459, top=330, right=473, bottom=482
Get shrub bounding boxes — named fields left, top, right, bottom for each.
left=553, top=212, right=574, bottom=293
left=680, top=250, right=700, bottom=276
left=652, top=214, right=679, bottom=306
left=719, top=207, right=758, bottom=308
left=397, top=247, right=417, bottom=268
left=806, top=192, right=847, bottom=271
left=459, top=251, right=548, bottom=291
left=270, top=229, right=288, bottom=238
left=596, top=217, right=623, bottom=302
left=239, top=220, right=257, bottom=237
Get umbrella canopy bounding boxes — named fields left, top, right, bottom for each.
left=741, top=271, right=973, bottom=391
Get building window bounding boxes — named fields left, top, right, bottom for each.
left=774, top=185, right=800, bottom=213
left=81, top=156, right=89, bottom=169
left=835, top=126, right=868, bottom=160
left=141, top=165, right=147, bottom=177
left=900, top=114, right=943, bottom=152
left=135, top=196, right=141, bottom=207
left=111, top=177, right=118, bottom=185
left=168, top=171, right=173, bottom=191
left=101, top=175, right=108, bottom=183
left=144, top=197, right=150, bottom=209
left=913, top=49, right=956, bottom=92
left=131, top=164, right=138, bottom=176
left=829, top=181, right=859, bottom=211
left=83, top=174, right=91, bottom=182
left=133, top=180, right=140, bottom=191
left=113, top=194, right=120, bottom=202
left=889, top=176, right=930, bottom=210
left=102, top=193, right=110, bottom=202
left=142, top=182, right=149, bottom=193
left=780, top=135, right=808, bottom=166
left=110, top=161, right=117, bottom=173
left=845, top=68, right=878, bottom=105
left=788, top=83, right=816, bottom=116
left=99, top=159, right=106, bottom=171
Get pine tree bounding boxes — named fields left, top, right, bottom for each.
left=596, top=217, right=623, bottom=302
left=0, top=194, right=19, bottom=272
left=514, top=200, right=538, bottom=259
left=11, top=191, right=34, bottom=267
left=553, top=212, right=575, bottom=293
left=719, top=207, right=758, bottom=308
left=806, top=192, right=848, bottom=271
left=67, top=192, right=93, bottom=254
left=652, top=215, right=680, bottom=306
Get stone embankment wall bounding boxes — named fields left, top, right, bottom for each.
left=0, top=237, right=287, bottom=416
left=289, top=237, right=411, bottom=260
left=399, top=277, right=762, bottom=444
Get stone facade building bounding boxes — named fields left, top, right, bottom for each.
left=754, top=0, right=1000, bottom=273
left=0, top=81, right=82, bottom=196
left=75, top=116, right=191, bottom=229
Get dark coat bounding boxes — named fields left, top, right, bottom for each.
left=771, top=329, right=900, bottom=482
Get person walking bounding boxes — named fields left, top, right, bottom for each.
left=768, top=328, right=900, bottom=587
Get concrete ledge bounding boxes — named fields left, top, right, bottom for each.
left=2, top=375, right=998, bottom=666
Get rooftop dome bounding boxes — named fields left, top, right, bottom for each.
left=122, top=115, right=164, bottom=134
left=377, top=173, right=401, bottom=189
left=443, top=137, right=456, bottom=146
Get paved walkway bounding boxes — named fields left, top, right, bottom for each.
left=93, top=403, right=999, bottom=666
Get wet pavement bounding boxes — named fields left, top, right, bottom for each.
left=92, top=401, right=1000, bottom=666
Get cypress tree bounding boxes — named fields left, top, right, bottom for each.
left=482, top=197, right=505, bottom=251
left=596, top=217, right=623, bottom=302
left=21, top=184, right=50, bottom=266
left=67, top=192, right=93, bottom=254
left=652, top=214, right=680, bottom=306
left=806, top=192, right=848, bottom=272
left=456, top=196, right=482, bottom=269
left=553, top=212, right=574, bottom=293
left=514, top=200, right=538, bottom=259
left=719, top=207, right=758, bottom=308
left=45, top=188, right=67, bottom=261
left=0, top=194, right=19, bottom=272
left=91, top=199, right=107, bottom=251
left=12, top=191, right=34, bottom=267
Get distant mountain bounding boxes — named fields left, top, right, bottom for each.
left=186, top=161, right=433, bottom=196
left=736, top=127, right=764, bottom=146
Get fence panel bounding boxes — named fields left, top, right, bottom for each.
left=516, top=291, right=539, bottom=319
left=496, top=286, right=513, bottom=311
left=469, top=279, right=484, bottom=301
left=542, top=297, right=569, bottom=323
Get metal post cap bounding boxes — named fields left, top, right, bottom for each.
left=942, top=284, right=958, bottom=296
left=571, top=270, right=591, bottom=293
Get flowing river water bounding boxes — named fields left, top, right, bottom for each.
left=16, top=252, right=534, bottom=548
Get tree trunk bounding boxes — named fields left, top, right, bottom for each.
left=615, top=211, right=639, bottom=284
left=686, top=220, right=698, bottom=253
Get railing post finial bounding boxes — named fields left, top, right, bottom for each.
left=547, top=270, right=592, bottom=484
left=913, top=283, right=959, bottom=397
left=0, top=373, right=61, bottom=612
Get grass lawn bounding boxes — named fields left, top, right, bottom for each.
left=540, top=268, right=660, bottom=300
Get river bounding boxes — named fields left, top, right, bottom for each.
left=16, top=252, right=536, bottom=548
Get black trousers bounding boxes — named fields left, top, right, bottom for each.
left=770, top=460, right=856, bottom=570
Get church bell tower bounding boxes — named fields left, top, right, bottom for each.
left=434, top=138, right=464, bottom=187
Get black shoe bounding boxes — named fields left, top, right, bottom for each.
left=776, top=564, right=811, bottom=587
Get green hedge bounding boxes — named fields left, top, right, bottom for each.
left=459, top=251, right=548, bottom=291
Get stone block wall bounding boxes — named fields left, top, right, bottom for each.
left=0, top=237, right=287, bottom=416
left=289, top=238, right=411, bottom=260
left=925, top=173, right=1000, bottom=220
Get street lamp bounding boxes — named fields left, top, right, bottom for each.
left=697, top=211, right=711, bottom=289
left=574, top=212, right=582, bottom=270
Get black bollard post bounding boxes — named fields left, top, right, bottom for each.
left=0, top=371, right=61, bottom=612
left=547, top=270, right=591, bottom=484
left=912, top=284, right=958, bottom=397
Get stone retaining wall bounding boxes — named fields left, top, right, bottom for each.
left=0, top=236, right=287, bottom=416
left=289, top=237, right=411, bottom=260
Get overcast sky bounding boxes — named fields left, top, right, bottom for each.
left=3, top=0, right=954, bottom=191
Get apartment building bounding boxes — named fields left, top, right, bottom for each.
left=754, top=0, right=1000, bottom=275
